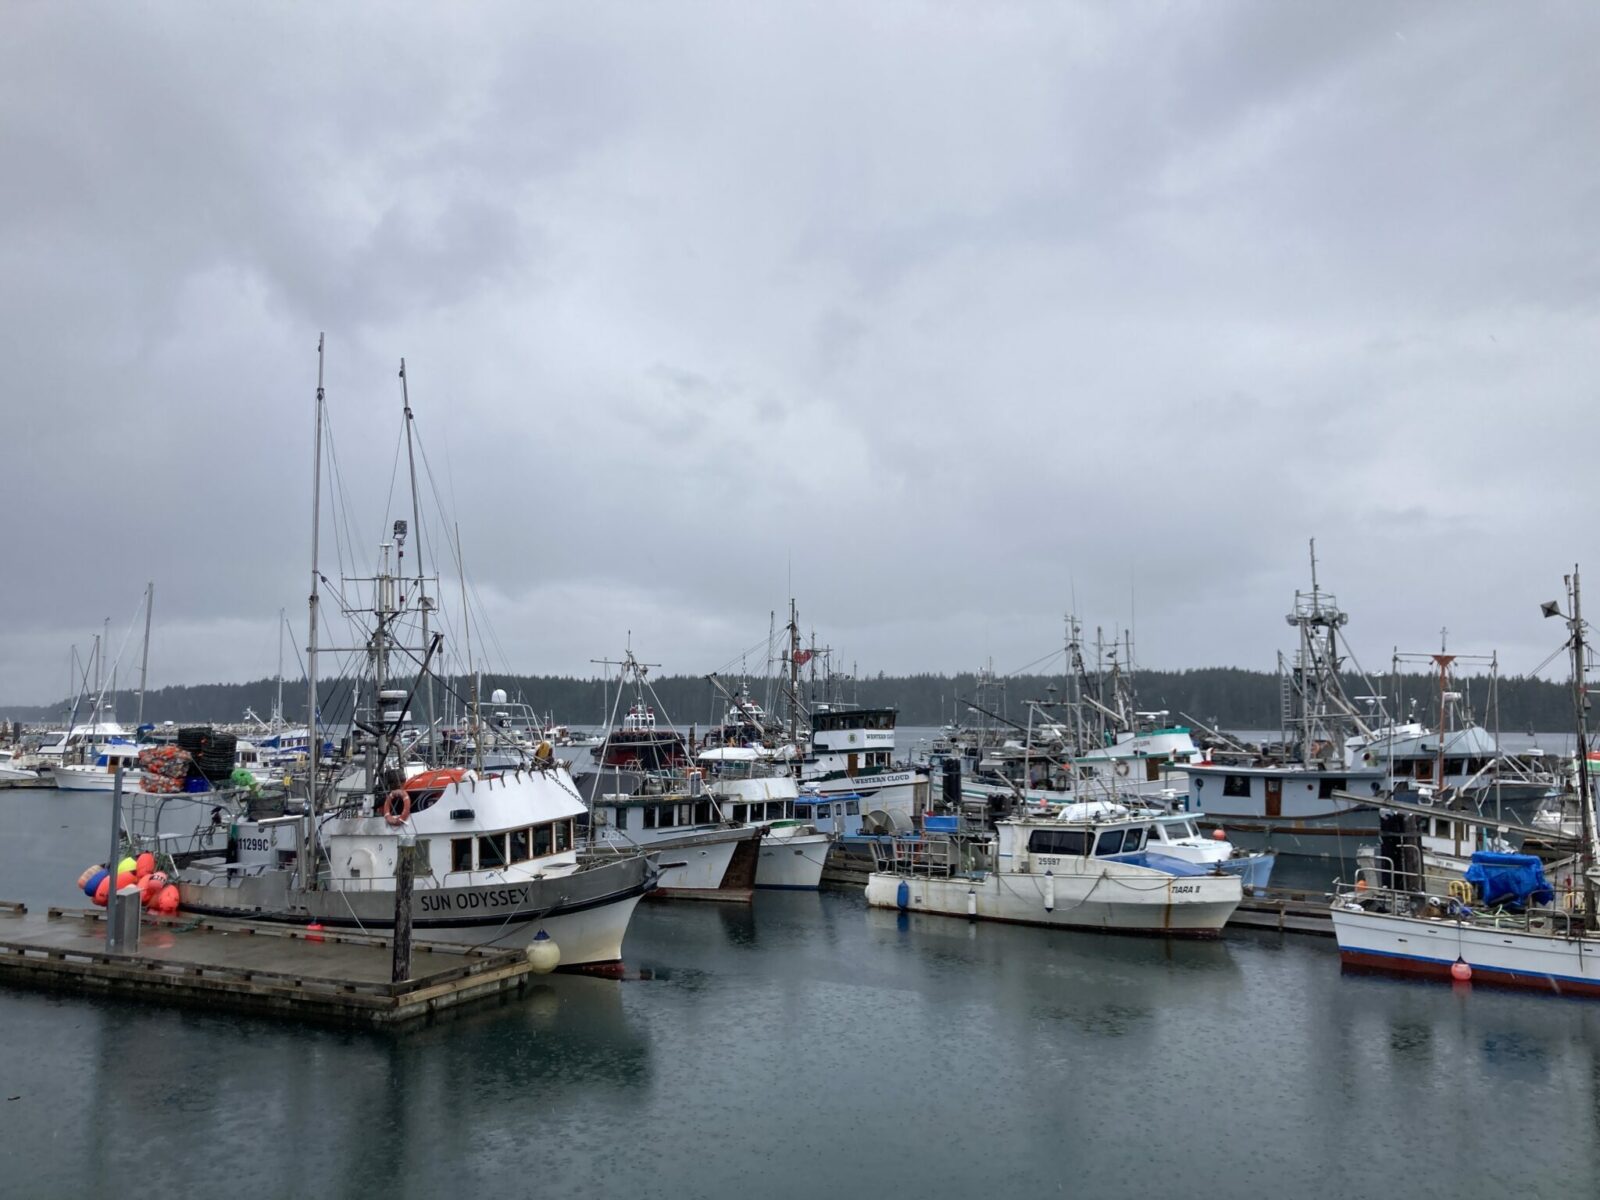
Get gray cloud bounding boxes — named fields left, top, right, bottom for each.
left=2, top=2, right=1597, bottom=704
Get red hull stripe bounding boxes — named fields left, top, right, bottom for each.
left=1340, top=949, right=1600, bottom=999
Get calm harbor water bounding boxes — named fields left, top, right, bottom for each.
left=4, top=787, right=1600, bottom=1198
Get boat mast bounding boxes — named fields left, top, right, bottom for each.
left=1432, top=639, right=1453, bottom=794
left=136, top=582, right=153, bottom=730
left=274, top=608, right=285, bottom=730
left=788, top=598, right=801, bottom=750
left=305, top=334, right=325, bottom=890
left=1568, top=569, right=1597, bottom=924
left=399, top=359, right=436, bottom=765
left=455, top=522, right=481, bottom=773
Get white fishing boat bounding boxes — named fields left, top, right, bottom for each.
left=587, top=775, right=760, bottom=901
left=866, top=803, right=1242, bottom=936
left=700, top=748, right=830, bottom=889
left=134, top=342, right=656, bottom=967
left=0, top=748, right=38, bottom=782
left=798, top=705, right=926, bottom=822
left=1330, top=568, right=1600, bottom=998
left=52, top=741, right=144, bottom=791
left=1183, top=547, right=1386, bottom=856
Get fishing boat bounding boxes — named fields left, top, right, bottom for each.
left=138, top=343, right=656, bottom=966
left=0, top=748, right=38, bottom=782
left=1330, top=568, right=1600, bottom=997
left=586, top=771, right=761, bottom=902
left=865, top=802, right=1243, bottom=936
left=699, top=748, right=830, bottom=889
left=1183, top=548, right=1385, bottom=856
left=52, top=741, right=144, bottom=791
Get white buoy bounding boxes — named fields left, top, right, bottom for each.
left=1044, top=870, right=1055, bottom=912
left=526, top=930, right=561, bottom=974
left=967, top=888, right=977, bottom=918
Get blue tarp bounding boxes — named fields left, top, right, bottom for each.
left=1107, top=851, right=1213, bottom=878
left=1464, top=852, right=1555, bottom=909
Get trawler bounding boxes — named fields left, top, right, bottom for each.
left=1183, top=547, right=1385, bottom=856
left=1331, top=568, right=1600, bottom=997
left=130, top=343, right=655, bottom=966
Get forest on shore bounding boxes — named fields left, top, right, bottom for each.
left=3, top=666, right=1577, bottom=734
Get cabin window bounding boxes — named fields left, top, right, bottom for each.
left=694, top=800, right=713, bottom=824
left=614, top=807, right=629, bottom=832
left=534, top=824, right=553, bottom=857
left=846, top=800, right=860, bottom=816
left=1444, top=759, right=1466, bottom=777
left=797, top=804, right=812, bottom=819
left=478, top=833, right=508, bottom=869
left=1028, top=829, right=1089, bottom=856
left=734, top=804, right=749, bottom=823
left=1123, top=828, right=1144, bottom=852
left=510, top=828, right=531, bottom=864
left=1318, top=778, right=1347, bottom=800
left=451, top=837, right=474, bottom=872
left=1222, top=775, right=1252, bottom=798
left=555, top=820, right=572, bottom=853
left=1094, top=830, right=1127, bottom=856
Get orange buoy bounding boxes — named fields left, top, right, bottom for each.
left=134, top=852, right=156, bottom=879
left=93, top=877, right=111, bottom=906
left=153, top=885, right=180, bottom=915
left=1211, top=829, right=1227, bottom=841
left=306, top=921, right=325, bottom=943
left=1451, top=959, right=1472, bottom=982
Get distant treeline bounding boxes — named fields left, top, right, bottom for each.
left=2, top=667, right=1579, bottom=734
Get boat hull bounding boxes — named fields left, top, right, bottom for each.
left=594, top=827, right=753, bottom=901
left=755, top=830, right=829, bottom=889
left=51, top=767, right=132, bottom=792
left=1331, top=906, right=1600, bottom=998
left=176, top=854, right=656, bottom=967
left=865, top=868, right=1240, bottom=937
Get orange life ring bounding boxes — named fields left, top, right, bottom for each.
left=383, top=789, right=412, bottom=827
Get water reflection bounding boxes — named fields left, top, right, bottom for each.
left=8, top=810, right=1600, bottom=1197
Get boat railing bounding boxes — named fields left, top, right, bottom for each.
left=871, top=836, right=987, bottom=879
left=1336, top=870, right=1592, bottom=935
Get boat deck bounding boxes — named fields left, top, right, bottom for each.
left=0, top=902, right=538, bottom=1025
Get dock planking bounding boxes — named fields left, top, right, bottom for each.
left=0, top=903, right=540, bottom=1025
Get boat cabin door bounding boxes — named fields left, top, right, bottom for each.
left=847, top=752, right=858, bottom=777
left=1264, top=777, right=1283, bottom=818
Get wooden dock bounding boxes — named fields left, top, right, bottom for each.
left=1230, top=887, right=1335, bottom=936
left=0, top=902, right=541, bottom=1025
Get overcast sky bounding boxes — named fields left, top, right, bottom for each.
left=3, top=2, right=1597, bottom=704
